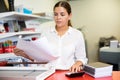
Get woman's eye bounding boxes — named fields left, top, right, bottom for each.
left=61, top=13, right=65, bottom=16
left=54, top=12, right=65, bottom=17
left=61, top=14, right=64, bottom=16
left=54, top=13, right=58, bottom=16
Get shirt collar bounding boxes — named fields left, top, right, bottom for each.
left=67, top=26, right=73, bottom=34
left=50, top=26, right=73, bottom=35
left=50, top=26, right=56, bottom=33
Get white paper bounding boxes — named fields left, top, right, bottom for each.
left=16, top=37, right=58, bottom=62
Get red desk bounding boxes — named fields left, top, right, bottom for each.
left=46, top=70, right=120, bottom=80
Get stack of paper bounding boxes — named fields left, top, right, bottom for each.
left=84, top=62, right=113, bottom=78
left=110, top=40, right=118, bottom=48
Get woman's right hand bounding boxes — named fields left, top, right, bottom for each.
left=13, top=48, right=34, bottom=61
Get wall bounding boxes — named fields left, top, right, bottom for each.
left=69, top=0, right=120, bottom=62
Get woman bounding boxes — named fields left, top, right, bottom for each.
left=14, top=1, right=88, bottom=72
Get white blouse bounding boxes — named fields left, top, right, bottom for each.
left=41, top=26, right=88, bottom=70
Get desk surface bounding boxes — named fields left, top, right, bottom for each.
left=46, top=70, right=120, bottom=80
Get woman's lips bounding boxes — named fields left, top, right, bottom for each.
left=56, top=21, right=62, bottom=24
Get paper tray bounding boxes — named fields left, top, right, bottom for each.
left=0, top=67, right=55, bottom=80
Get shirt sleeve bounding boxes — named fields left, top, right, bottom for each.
left=74, top=31, right=88, bottom=65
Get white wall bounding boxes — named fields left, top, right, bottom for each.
left=69, top=0, right=120, bottom=62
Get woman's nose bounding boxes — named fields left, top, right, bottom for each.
left=57, top=14, right=61, bottom=19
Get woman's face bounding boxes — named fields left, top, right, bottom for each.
left=54, top=7, right=71, bottom=28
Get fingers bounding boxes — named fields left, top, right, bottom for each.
left=13, top=48, right=34, bottom=61
left=69, top=61, right=83, bottom=72
left=13, top=48, right=23, bottom=56
left=78, top=66, right=81, bottom=71
left=27, top=55, right=34, bottom=61
left=69, top=65, right=82, bottom=72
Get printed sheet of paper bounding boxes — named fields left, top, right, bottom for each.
left=16, top=37, right=58, bottom=62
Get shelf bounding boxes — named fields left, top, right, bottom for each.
left=15, top=31, right=41, bottom=35
left=0, top=12, right=39, bottom=21
left=0, top=12, right=53, bottom=22
left=0, top=12, right=48, bottom=42
left=0, top=31, right=41, bottom=39
left=0, top=33, right=16, bottom=39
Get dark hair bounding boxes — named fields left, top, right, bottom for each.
left=53, top=1, right=72, bottom=27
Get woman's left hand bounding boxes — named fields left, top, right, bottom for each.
left=69, top=61, right=83, bottom=72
